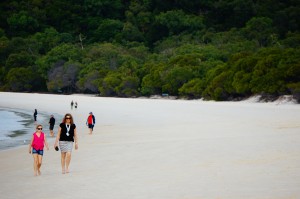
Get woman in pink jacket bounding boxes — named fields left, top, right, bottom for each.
left=29, top=124, right=49, bottom=176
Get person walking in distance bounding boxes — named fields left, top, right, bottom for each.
left=54, top=113, right=78, bottom=174
left=71, top=100, right=74, bottom=109
left=29, top=124, right=49, bottom=176
left=49, top=115, right=56, bottom=137
left=33, top=109, right=38, bottom=123
left=86, top=112, right=96, bottom=135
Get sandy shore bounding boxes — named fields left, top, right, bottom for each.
left=0, top=92, right=300, bottom=199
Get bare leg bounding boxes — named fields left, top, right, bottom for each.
left=61, top=152, right=66, bottom=174
left=50, top=130, right=54, bottom=137
left=37, top=155, right=43, bottom=175
left=65, top=152, right=72, bottom=173
left=89, top=128, right=92, bottom=135
left=32, top=154, right=38, bottom=176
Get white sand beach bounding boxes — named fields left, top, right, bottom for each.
left=0, top=92, right=300, bottom=199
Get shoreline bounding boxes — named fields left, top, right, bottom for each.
left=0, top=92, right=300, bottom=199
left=0, top=107, right=63, bottom=151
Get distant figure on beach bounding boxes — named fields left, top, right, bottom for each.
left=49, top=115, right=56, bottom=137
left=86, top=112, right=96, bottom=135
left=33, top=109, right=37, bottom=122
left=54, top=113, right=78, bottom=174
left=71, top=100, right=74, bottom=109
left=28, top=124, right=49, bottom=176
left=74, top=102, right=78, bottom=109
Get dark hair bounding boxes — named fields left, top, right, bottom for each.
left=62, top=113, right=74, bottom=124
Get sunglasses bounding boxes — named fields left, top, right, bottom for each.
left=37, top=128, right=42, bottom=130
left=65, top=117, right=71, bottom=119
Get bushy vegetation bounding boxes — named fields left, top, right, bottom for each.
left=0, top=0, right=299, bottom=101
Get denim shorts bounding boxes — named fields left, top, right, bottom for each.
left=32, top=148, right=44, bottom=156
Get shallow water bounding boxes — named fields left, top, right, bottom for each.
left=0, top=108, right=63, bottom=150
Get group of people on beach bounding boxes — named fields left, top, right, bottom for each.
left=33, top=109, right=56, bottom=137
left=29, top=108, right=96, bottom=176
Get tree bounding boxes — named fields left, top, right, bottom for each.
left=92, top=19, right=123, bottom=42
left=209, top=0, right=255, bottom=30
left=47, top=61, right=80, bottom=93
left=31, top=27, right=66, bottom=54
left=242, top=17, right=275, bottom=47
left=5, top=67, right=34, bottom=91
left=36, top=43, right=82, bottom=79
left=155, top=10, right=204, bottom=35
left=0, top=35, right=10, bottom=66
left=140, top=63, right=165, bottom=96
left=5, top=51, right=36, bottom=69
left=7, top=11, right=40, bottom=37
left=250, top=48, right=287, bottom=95
left=121, top=22, right=145, bottom=42
left=116, top=75, right=140, bottom=97
left=230, top=54, right=258, bottom=96
left=161, top=66, right=194, bottom=95
left=203, top=70, right=233, bottom=101
left=99, top=72, right=122, bottom=96
left=179, top=78, right=203, bottom=98
left=83, top=0, right=124, bottom=18
left=77, top=70, right=102, bottom=93
left=281, top=32, right=300, bottom=48
left=287, top=82, right=300, bottom=102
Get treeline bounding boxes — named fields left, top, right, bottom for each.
left=0, top=0, right=299, bottom=101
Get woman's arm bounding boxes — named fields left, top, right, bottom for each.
left=74, top=128, right=78, bottom=150
left=44, top=133, right=49, bottom=150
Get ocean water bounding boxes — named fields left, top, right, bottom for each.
left=0, top=108, right=62, bottom=150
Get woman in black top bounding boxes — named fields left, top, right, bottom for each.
left=54, top=113, right=78, bottom=174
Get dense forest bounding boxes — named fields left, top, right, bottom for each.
left=0, top=0, right=299, bottom=101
